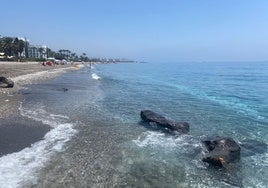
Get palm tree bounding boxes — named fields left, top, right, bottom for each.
left=2, top=37, right=13, bottom=57
left=66, top=50, right=71, bottom=60
left=70, top=52, right=76, bottom=60
left=12, top=38, right=20, bottom=58
left=18, top=39, right=25, bottom=61
left=46, top=48, right=53, bottom=58
left=58, top=49, right=64, bottom=55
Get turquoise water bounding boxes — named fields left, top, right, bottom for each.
left=1, top=62, right=267, bottom=187
left=96, top=62, right=268, bottom=139
left=91, top=62, right=268, bottom=187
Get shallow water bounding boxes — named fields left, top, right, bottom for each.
left=1, top=62, right=267, bottom=187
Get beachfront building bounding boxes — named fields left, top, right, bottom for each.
left=16, top=37, right=48, bottom=59
left=28, top=45, right=48, bottom=59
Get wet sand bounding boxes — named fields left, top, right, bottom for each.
left=0, top=61, right=82, bottom=156
left=0, top=61, right=79, bottom=118
left=0, top=117, right=51, bottom=157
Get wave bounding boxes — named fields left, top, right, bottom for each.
left=92, top=73, right=101, bottom=80
left=133, top=131, right=202, bottom=154
left=0, top=104, right=77, bottom=187
left=87, top=64, right=94, bottom=69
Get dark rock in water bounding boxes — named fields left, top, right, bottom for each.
left=240, top=139, right=267, bottom=157
left=202, top=137, right=241, bottom=168
left=0, top=77, right=14, bottom=88
left=62, top=88, right=68, bottom=92
left=56, top=88, right=68, bottom=92
left=140, top=110, right=189, bottom=134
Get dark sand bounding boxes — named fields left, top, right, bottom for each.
left=0, top=117, right=51, bottom=157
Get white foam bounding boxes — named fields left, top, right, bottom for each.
left=0, top=104, right=77, bottom=187
left=133, top=131, right=200, bottom=150
left=49, top=114, right=69, bottom=120
left=91, top=73, right=101, bottom=80
left=87, top=64, right=94, bottom=69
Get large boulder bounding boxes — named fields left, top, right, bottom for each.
left=0, top=77, right=14, bottom=88
left=140, top=110, right=189, bottom=134
left=202, top=137, right=241, bottom=167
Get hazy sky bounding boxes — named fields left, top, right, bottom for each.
left=1, top=0, right=268, bottom=62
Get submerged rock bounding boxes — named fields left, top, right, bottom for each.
left=0, top=77, right=14, bottom=88
left=140, top=110, right=189, bottom=134
left=240, top=139, right=267, bottom=157
left=62, top=88, right=68, bottom=92
left=202, top=137, right=241, bottom=168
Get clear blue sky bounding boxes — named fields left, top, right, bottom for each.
left=1, top=0, right=268, bottom=62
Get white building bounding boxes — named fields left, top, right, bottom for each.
left=28, top=45, right=48, bottom=59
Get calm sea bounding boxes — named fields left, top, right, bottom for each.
left=1, top=62, right=267, bottom=187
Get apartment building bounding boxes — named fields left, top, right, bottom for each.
left=28, top=45, right=48, bottom=59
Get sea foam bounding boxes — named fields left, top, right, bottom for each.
left=92, top=73, right=101, bottom=80
left=133, top=131, right=201, bottom=153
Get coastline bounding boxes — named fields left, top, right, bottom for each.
left=0, top=61, right=83, bottom=157
left=0, top=61, right=83, bottom=118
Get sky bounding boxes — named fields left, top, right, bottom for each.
left=1, top=0, right=268, bottom=62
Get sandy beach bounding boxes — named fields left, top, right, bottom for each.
left=0, top=61, right=82, bottom=157
left=0, top=61, right=82, bottom=119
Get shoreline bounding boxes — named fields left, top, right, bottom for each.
left=0, top=61, right=83, bottom=157
left=0, top=61, right=83, bottom=118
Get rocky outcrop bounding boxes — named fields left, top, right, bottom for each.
left=0, top=77, right=14, bottom=88
left=202, top=137, right=241, bottom=167
left=140, top=110, right=189, bottom=134
left=139, top=110, right=265, bottom=170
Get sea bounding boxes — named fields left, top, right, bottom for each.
left=0, top=62, right=267, bottom=187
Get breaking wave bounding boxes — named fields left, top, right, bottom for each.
left=92, top=73, right=101, bottom=80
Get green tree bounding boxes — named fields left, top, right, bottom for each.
left=12, top=38, right=20, bottom=58
left=55, top=50, right=65, bottom=60
left=81, top=52, right=90, bottom=62
left=46, top=48, right=53, bottom=58
left=18, top=40, right=25, bottom=55
left=1, top=37, right=13, bottom=56
left=66, top=49, right=71, bottom=60
left=24, top=39, right=29, bottom=58
left=17, top=39, right=25, bottom=61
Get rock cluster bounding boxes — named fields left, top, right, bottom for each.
left=139, top=110, right=267, bottom=169
left=0, top=77, right=14, bottom=88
